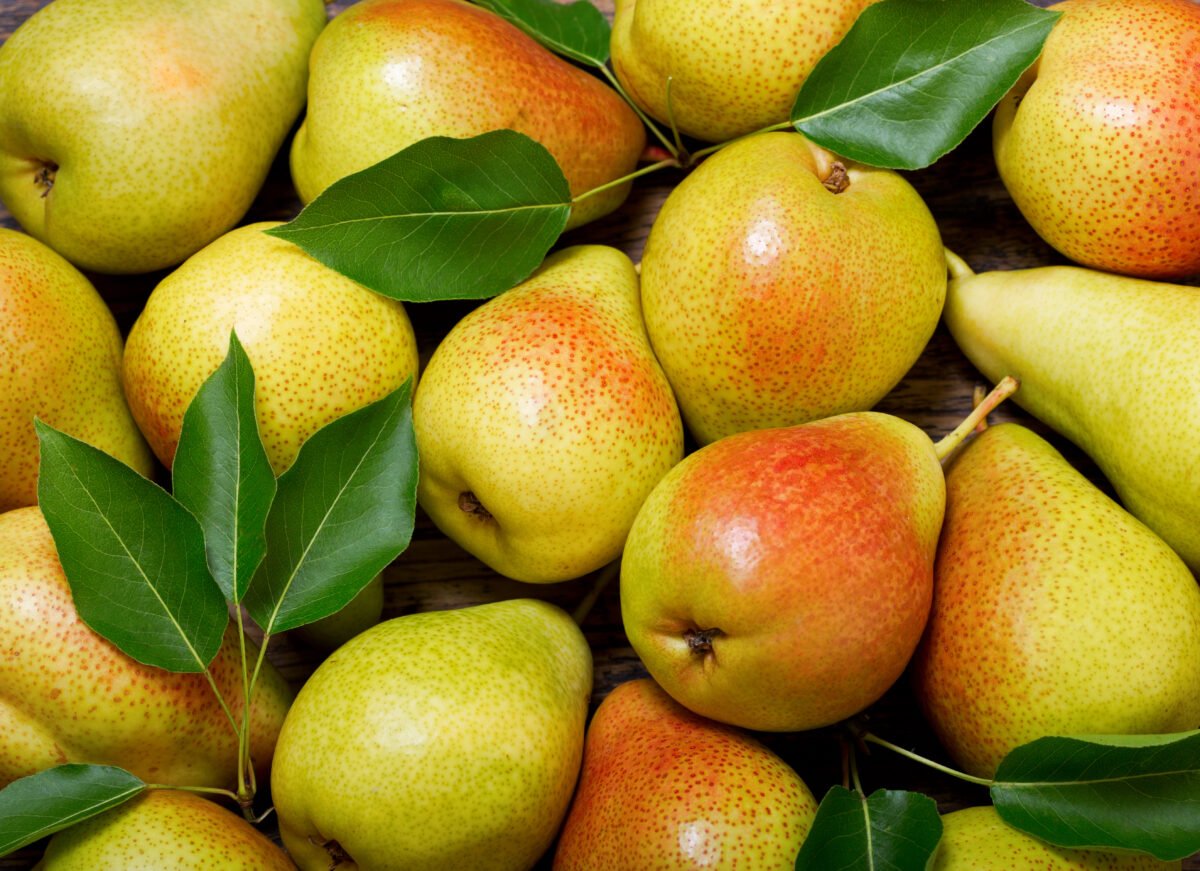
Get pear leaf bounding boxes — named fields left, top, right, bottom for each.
left=267, top=131, right=571, bottom=302
left=0, top=765, right=145, bottom=858
left=35, top=422, right=228, bottom=672
left=795, top=786, right=943, bottom=870
left=791, top=0, right=1060, bottom=169
left=173, top=331, right=276, bottom=603
left=473, top=0, right=610, bottom=67
left=991, top=731, right=1200, bottom=861
left=243, top=378, right=417, bottom=635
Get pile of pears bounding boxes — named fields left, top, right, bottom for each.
left=1, top=0, right=1199, bottom=869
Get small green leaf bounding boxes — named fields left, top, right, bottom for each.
left=796, top=786, right=943, bottom=870
left=474, top=0, right=610, bottom=66
left=791, top=0, right=1060, bottom=169
left=173, top=331, right=276, bottom=602
left=244, top=379, right=417, bottom=635
left=0, top=765, right=145, bottom=857
left=992, top=732, right=1200, bottom=861
left=267, top=131, right=571, bottom=302
left=36, top=422, right=228, bottom=672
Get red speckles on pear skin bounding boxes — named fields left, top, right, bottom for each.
left=0, top=507, right=292, bottom=789
left=994, top=0, right=1200, bottom=279
left=554, top=679, right=817, bottom=871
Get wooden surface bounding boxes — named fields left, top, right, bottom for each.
left=2, top=0, right=1197, bottom=868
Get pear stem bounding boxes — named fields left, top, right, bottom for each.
left=849, top=742, right=866, bottom=794
left=972, top=385, right=989, bottom=434
left=688, top=119, right=794, bottom=164
left=572, top=560, right=619, bottom=625
left=572, top=158, right=679, bottom=205
left=944, top=248, right=976, bottom=281
left=862, top=733, right=995, bottom=788
left=933, top=376, right=1019, bottom=461
left=664, top=76, right=688, bottom=164
left=146, top=783, right=241, bottom=802
left=598, top=64, right=681, bottom=160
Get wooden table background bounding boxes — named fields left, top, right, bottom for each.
left=2, top=0, right=1197, bottom=867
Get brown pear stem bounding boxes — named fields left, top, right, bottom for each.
left=933, top=377, right=1019, bottom=461
left=944, top=248, right=976, bottom=281
left=572, top=560, right=619, bottom=625
left=972, top=385, right=989, bottom=433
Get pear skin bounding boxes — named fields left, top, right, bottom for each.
left=0, top=229, right=151, bottom=512
left=554, top=679, right=817, bottom=871
left=943, top=259, right=1200, bottom=572
left=414, top=245, right=684, bottom=583
left=0, top=507, right=293, bottom=790
left=641, top=132, right=946, bottom=445
left=993, top=0, right=1200, bottom=279
left=914, top=424, right=1200, bottom=779
left=621, top=411, right=944, bottom=732
left=291, top=0, right=645, bottom=230
left=0, top=0, right=326, bottom=274
left=122, top=223, right=420, bottom=475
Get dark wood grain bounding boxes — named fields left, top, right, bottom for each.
left=2, top=1, right=1196, bottom=868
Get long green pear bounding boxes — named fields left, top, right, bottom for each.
left=0, top=0, right=325, bottom=274
left=943, top=254, right=1200, bottom=571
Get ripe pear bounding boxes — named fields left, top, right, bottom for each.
left=611, top=0, right=876, bottom=143
left=34, top=789, right=294, bottom=870
left=271, top=598, right=592, bottom=871
left=553, top=679, right=818, bottom=870
left=933, top=806, right=1179, bottom=870
left=914, top=423, right=1200, bottom=779
left=0, top=0, right=325, bottom=274
left=943, top=255, right=1200, bottom=572
left=0, top=506, right=293, bottom=789
left=414, top=245, right=684, bottom=583
left=0, top=229, right=151, bottom=512
left=640, top=132, right=946, bottom=445
left=291, top=0, right=645, bottom=230
left=122, top=223, right=419, bottom=475
left=993, top=0, right=1200, bottom=279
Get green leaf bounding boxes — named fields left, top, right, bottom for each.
left=791, top=0, right=1059, bottom=169
left=35, top=422, right=228, bottom=672
left=243, top=378, right=417, bottom=635
left=173, top=331, right=276, bottom=602
left=473, top=0, right=610, bottom=66
left=796, top=786, right=943, bottom=870
left=267, top=131, right=571, bottom=302
left=0, top=765, right=145, bottom=857
left=991, top=731, right=1200, bottom=861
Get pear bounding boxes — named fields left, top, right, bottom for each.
left=0, top=506, right=293, bottom=790
left=122, top=222, right=420, bottom=475
left=291, top=0, right=645, bottom=230
left=993, top=0, right=1200, bottom=279
left=553, top=678, right=818, bottom=871
left=0, top=0, right=325, bottom=274
left=640, top=132, right=946, bottom=445
left=34, top=789, right=294, bottom=870
left=933, top=806, right=1179, bottom=870
left=913, top=423, right=1200, bottom=779
left=612, top=0, right=876, bottom=143
left=413, top=245, right=684, bottom=583
left=0, top=229, right=151, bottom=512
left=943, top=255, right=1200, bottom=572
left=271, top=598, right=592, bottom=871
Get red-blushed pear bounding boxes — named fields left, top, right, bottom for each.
left=0, top=507, right=292, bottom=790
left=553, top=679, right=818, bottom=871
left=913, top=424, right=1200, bottom=779
left=33, top=789, right=295, bottom=870
left=291, top=0, right=645, bottom=230
left=993, top=0, right=1200, bottom=279
left=620, top=379, right=1018, bottom=733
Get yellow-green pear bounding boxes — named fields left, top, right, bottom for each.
left=933, top=807, right=1179, bottom=870
left=943, top=255, right=1200, bottom=572
left=611, top=0, right=876, bottom=142
left=0, top=507, right=293, bottom=790
left=291, top=0, right=645, bottom=230
left=0, top=0, right=325, bottom=274
left=0, top=229, right=151, bottom=512
left=641, top=132, right=945, bottom=445
left=913, top=423, right=1200, bottom=779
left=414, top=245, right=684, bottom=583
left=123, top=223, right=419, bottom=475
left=34, top=789, right=295, bottom=870
left=271, top=599, right=593, bottom=871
